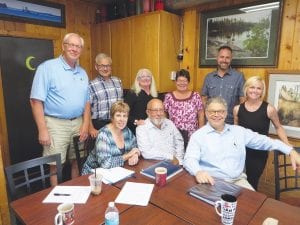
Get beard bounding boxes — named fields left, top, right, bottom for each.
left=150, top=118, right=164, bottom=127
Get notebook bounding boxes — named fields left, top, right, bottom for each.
left=188, top=179, right=242, bottom=205
left=140, top=160, right=183, bottom=180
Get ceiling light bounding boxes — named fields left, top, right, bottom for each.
left=240, top=2, right=279, bottom=13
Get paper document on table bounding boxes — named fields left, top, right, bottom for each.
left=95, top=167, right=135, bottom=184
left=43, top=186, right=91, bottom=204
left=115, top=182, right=154, bottom=206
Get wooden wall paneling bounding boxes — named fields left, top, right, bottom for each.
left=95, top=23, right=111, bottom=55
left=0, top=72, right=9, bottom=225
left=291, top=0, right=300, bottom=69
left=239, top=68, right=267, bottom=81
left=91, top=22, right=111, bottom=79
left=131, top=13, right=160, bottom=89
left=0, top=68, right=9, bottom=169
left=196, top=68, right=211, bottom=91
left=0, top=145, right=10, bottom=225
left=182, top=9, right=198, bottom=90
left=159, top=12, right=181, bottom=92
left=110, top=20, right=132, bottom=89
left=278, top=0, right=297, bottom=69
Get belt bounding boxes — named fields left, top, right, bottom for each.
left=92, top=119, right=110, bottom=122
left=45, top=115, right=79, bottom=120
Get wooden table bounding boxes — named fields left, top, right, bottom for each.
left=11, top=160, right=270, bottom=225
left=10, top=175, right=130, bottom=225
left=248, top=198, right=300, bottom=225
left=150, top=172, right=267, bottom=225
left=119, top=204, right=192, bottom=225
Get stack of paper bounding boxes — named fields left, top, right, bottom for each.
left=95, top=167, right=135, bottom=184
left=115, top=182, right=154, bottom=206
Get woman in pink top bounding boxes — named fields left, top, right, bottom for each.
left=164, top=69, right=204, bottom=148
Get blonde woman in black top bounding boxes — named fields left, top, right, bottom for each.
left=233, top=76, right=290, bottom=190
left=124, top=68, right=158, bottom=134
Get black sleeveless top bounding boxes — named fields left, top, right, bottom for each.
left=237, top=101, right=270, bottom=135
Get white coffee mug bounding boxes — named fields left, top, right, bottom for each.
left=54, top=203, right=75, bottom=225
left=215, top=194, right=237, bottom=225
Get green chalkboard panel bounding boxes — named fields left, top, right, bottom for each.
left=0, top=36, right=53, bottom=164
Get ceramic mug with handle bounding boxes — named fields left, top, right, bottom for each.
left=54, top=203, right=75, bottom=225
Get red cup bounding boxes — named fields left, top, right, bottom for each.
left=155, top=167, right=167, bottom=187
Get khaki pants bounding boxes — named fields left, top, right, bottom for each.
left=226, top=173, right=255, bottom=191
left=43, top=116, right=82, bottom=164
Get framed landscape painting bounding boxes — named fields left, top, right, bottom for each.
left=199, top=0, right=283, bottom=67
left=0, top=0, right=65, bottom=27
left=267, top=71, right=300, bottom=139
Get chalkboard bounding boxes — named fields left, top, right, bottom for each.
left=0, top=36, right=53, bottom=164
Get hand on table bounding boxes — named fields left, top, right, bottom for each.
left=195, top=171, right=215, bottom=185
left=128, top=153, right=139, bottom=166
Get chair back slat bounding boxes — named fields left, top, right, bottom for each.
left=73, top=135, right=95, bottom=175
left=274, top=147, right=300, bottom=201
left=5, top=153, right=62, bottom=200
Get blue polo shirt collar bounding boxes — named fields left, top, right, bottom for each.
left=59, top=55, right=80, bottom=74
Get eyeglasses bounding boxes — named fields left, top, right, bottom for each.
left=138, top=76, right=152, bottom=81
left=64, top=42, right=82, bottom=50
left=176, top=80, right=188, bottom=84
left=96, top=64, right=112, bottom=70
left=148, top=108, right=164, bottom=113
left=206, top=110, right=226, bottom=116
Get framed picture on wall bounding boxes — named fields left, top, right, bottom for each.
left=267, top=70, right=300, bottom=139
left=0, top=0, right=65, bottom=27
left=199, top=0, right=283, bottom=67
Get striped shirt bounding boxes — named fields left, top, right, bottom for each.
left=89, top=75, right=123, bottom=120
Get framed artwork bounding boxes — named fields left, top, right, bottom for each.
left=0, top=0, right=65, bottom=27
left=199, top=0, right=283, bottom=67
left=267, top=71, right=300, bottom=139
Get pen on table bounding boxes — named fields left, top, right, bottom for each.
left=54, top=193, right=71, bottom=196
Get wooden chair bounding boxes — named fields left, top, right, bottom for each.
left=5, top=153, right=62, bottom=201
left=73, top=135, right=95, bottom=175
left=274, top=147, right=300, bottom=206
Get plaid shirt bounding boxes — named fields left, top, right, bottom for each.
left=89, top=75, right=123, bottom=120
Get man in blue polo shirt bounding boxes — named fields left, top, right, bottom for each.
left=201, top=45, right=245, bottom=124
left=30, top=33, right=90, bottom=185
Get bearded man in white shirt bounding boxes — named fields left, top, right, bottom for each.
left=136, top=99, right=184, bottom=164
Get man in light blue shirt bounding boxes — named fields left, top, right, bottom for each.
left=183, top=96, right=300, bottom=190
left=30, top=33, right=90, bottom=185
